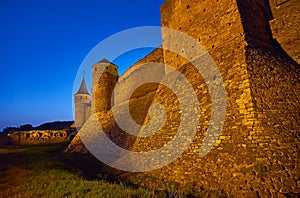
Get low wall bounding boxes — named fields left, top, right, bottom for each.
left=9, top=130, right=68, bottom=145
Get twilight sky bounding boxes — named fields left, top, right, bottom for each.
left=0, top=0, right=165, bottom=131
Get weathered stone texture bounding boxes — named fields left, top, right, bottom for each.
left=123, top=0, right=300, bottom=196
left=74, top=94, right=91, bottom=128
left=9, top=130, right=68, bottom=145
left=66, top=48, right=165, bottom=153
left=74, top=78, right=91, bottom=128
left=92, top=63, right=118, bottom=113
left=114, top=48, right=165, bottom=105
left=269, top=0, right=300, bottom=64
left=67, top=0, right=300, bottom=196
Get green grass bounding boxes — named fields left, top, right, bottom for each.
left=0, top=144, right=166, bottom=198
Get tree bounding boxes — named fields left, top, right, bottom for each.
left=19, top=124, right=33, bottom=131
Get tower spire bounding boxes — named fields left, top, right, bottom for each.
left=75, top=77, right=90, bottom=95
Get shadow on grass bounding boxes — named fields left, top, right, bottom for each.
left=0, top=144, right=115, bottom=180
left=0, top=144, right=220, bottom=197
left=0, top=144, right=170, bottom=197
left=0, top=144, right=172, bottom=197
left=53, top=145, right=119, bottom=182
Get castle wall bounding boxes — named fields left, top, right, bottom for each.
left=122, top=0, right=300, bottom=196
left=128, top=0, right=256, bottom=195
left=85, top=104, right=91, bottom=122
left=66, top=48, right=165, bottom=153
left=114, top=48, right=165, bottom=105
left=269, top=0, right=300, bottom=64
left=67, top=0, right=299, bottom=196
left=9, top=130, right=68, bottom=145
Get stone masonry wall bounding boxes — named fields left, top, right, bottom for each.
left=269, top=0, right=300, bottom=64
left=120, top=0, right=300, bottom=196
left=67, top=0, right=299, bottom=196
left=125, top=0, right=257, bottom=195
left=9, top=130, right=68, bottom=145
left=114, top=48, right=165, bottom=105
left=66, top=48, right=165, bottom=153
left=74, top=94, right=91, bottom=128
left=94, top=72, right=118, bottom=113
left=92, top=62, right=118, bottom=113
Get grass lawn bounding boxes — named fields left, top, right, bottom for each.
left=0, top=144, right=168, bottom=198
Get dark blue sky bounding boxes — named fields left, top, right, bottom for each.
left=0, top=0, right=165, bottom=131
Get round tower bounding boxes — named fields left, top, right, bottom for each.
left=92, top=58, right=118, bottom=113
left=74, top=77, right=91, bottom=128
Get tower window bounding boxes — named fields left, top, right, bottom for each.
left=106, top=66, right=108, bottom=69
left=95, top=68, right=97, bottom=71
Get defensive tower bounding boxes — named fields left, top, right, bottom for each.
left=74, top=77, right=91, bottom=128
left=92, top=58, right=118, bottom=113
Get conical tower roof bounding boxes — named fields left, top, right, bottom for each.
left=75, top=77, right=90, bottom=95
left=97, top=58, right=111, bottom=64
left=95, top=58, right=118, bottom=66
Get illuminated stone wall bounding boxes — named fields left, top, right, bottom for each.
left=66, top=48, right=165, bottom=153
left=74, top=94, right=91, bottom=128
left=269, top=0, right=300, bottom=64
left=122, top=0, right=299, bottom=196
left=9, top=130, right=68, bottom=145
left=67, top=0, right=299, bottom=196
left=92, top=61, right=118, bottom=113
